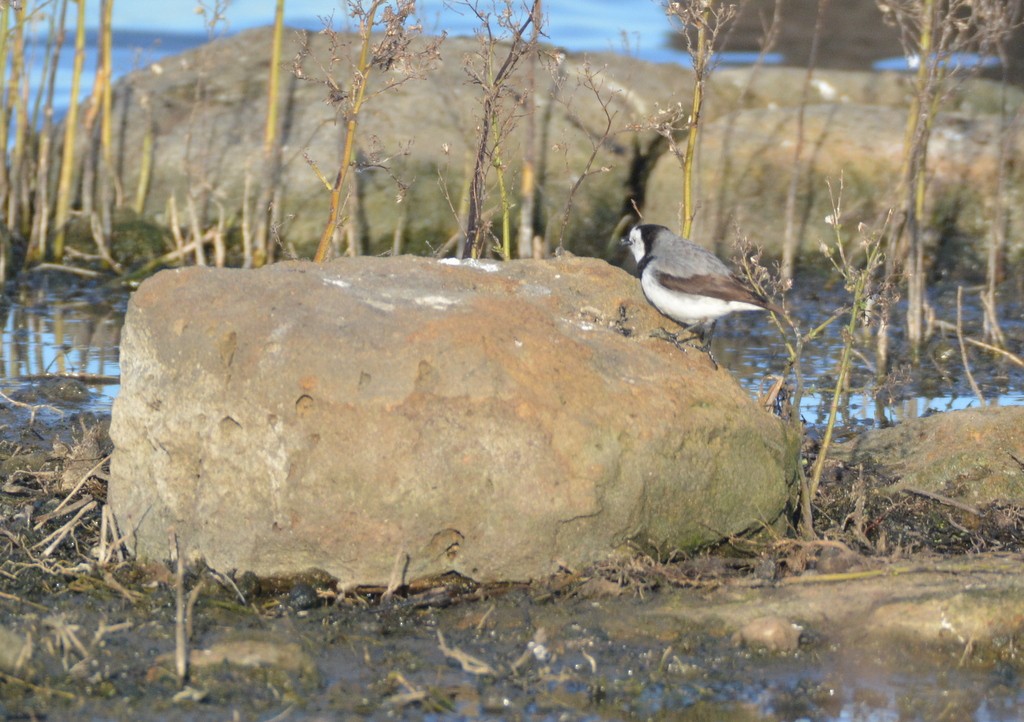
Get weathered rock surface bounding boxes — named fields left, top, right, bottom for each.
left=109, top=255, right=798, bottom=585
left=831, top=406, right=1024, bottom=505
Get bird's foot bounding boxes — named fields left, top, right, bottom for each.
left=650, top=327, right=700, bottom=351
left=650, top=327, right=719, bottom=370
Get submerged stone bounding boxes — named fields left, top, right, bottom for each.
left=109, top=255, right=798, bottom=585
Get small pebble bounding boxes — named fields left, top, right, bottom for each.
left=733, top=615, right=803, bottom=652
left=288, top=582, right=319, bottom=610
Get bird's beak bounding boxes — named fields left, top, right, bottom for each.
left=619, top=235, right=631, bottom=248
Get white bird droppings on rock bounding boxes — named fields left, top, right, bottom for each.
left=438, top=257, right=501, bottom=272
left=415, top=295, right=458, bottom=310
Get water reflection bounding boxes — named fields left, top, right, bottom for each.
left=712, top=281, right=1024, bottom=429
left=1, top=272, right=125, bottom=413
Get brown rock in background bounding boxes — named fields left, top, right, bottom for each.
left=97, top=25, right=1023, bottom=267
left=831, top=406, right=1024, bottom=505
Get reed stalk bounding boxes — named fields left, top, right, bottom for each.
left=30, top=0, right=71, bottom=262
left=53, top=0, right=88, bottom=262
left=980, top=7, right=1022, bottom=346
left=901, top=0, right=936, bottom=356
left=255, top=0, right=285, bottom=267
left=461, top=0, right=539, bottom=260
left=515, top=0, right=541, bottom=259
left=264, top=0, right=285, bottom=156
left=0, top=7, right=10, bottom=206
left=133, top=98, right=154, bottom=215
left=663, top=1, right=733, bottom=239
left=680, top=4, right=709, bottom=239
left=313, top=0, right=385, bottom=263
left=5, top=1, right=27, bottom=236
left=488, top=50, right=512, bottom=259
left=87, top=0, right=116, bottom=267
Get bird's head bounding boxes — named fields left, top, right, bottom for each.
left=621, top=224, right=672, bottom=264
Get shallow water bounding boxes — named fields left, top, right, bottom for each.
left=0, top=272, right=124, bottom=417
left=714, top=280, right=1024, bottom=431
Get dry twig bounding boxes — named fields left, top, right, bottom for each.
left=436, top=630, right=498, bottom=676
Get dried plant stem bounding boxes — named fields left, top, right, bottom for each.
left=53, top=0, right=88, bottom=262
left=5, top=2, right=27, bottom=236
left=172, top=533, right=188, bottom=687
left=552, top=62, right=618, bottom=251
left=0, top=9, right=9, bottom=203
left=955, top=286, right=985, bottom=405
left=133, top=99, right=154, bottom=215
left=516, top=2, right=541, bottom=258
left=28, top=0, right=69, bottom=262
left=383, top=549, right=409, bottom=601
left=493, top=119, right=512, bottom=259
left=932, top=319, right=1024, bottom=368
left=36, top=501, right=98, bottom=557
left=313, top=0, right=385, bottom=263
left=680, top=4, right=711, bottom=239
left=250, top=0, right=286, bottom=267
left=98, top=0, right=114, bottom=189
left=436, top=630, right=498, bottom=676
left=462, top=1, right=539, bottom=259
left=662, top=1, right=733, bottom=239
left=186, top=194, right=206, bottom=266
left=264, top=0, right=286, bottom=155
left=808, top=223, right=885, bottom=514
left=903, top=1, right=936, bottom=353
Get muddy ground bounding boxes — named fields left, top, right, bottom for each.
left=1, top=398, right=1023, bottom=721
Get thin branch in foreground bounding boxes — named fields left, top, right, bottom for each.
left=436, top=630, right=498, bottom=676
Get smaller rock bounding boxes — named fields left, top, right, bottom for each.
left=815, top=546, right=866, bottom=575
left=0, top=625, right=31, bottom=673
left=733, top=616, right=803, bottom=652
left=287, top=582, right=319, bottom=611
left=187, top=638, right=317, bottom=677
left=832, top=406, right=1024, bottom=506
left=35, top=377, right=91, bottom=403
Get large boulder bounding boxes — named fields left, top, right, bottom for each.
left=108, top=255, right=798, bottom=585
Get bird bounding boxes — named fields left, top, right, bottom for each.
left=621, top=223, right=783, bottom=349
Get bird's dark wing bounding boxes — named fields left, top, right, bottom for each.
left=655, top=270, right=784, bottom=314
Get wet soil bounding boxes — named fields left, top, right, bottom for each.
left=2, top=407, right=1024, bottom=721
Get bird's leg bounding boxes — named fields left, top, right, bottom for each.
left=695, top=321, right=716, bottom=351
left=697, top=321, right=720, bottom=370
